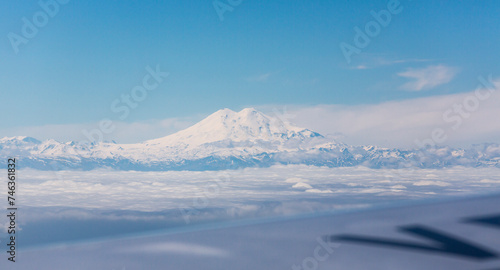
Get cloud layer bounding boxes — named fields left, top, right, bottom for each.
left=286, top=77, right=500, bottom=148
left=6, top=165, right=500, bottom=215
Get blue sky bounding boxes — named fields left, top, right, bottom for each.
left=1, top=0, right=499, bottom=146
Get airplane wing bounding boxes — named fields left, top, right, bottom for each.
left=3, top=194, right=500, bottom=269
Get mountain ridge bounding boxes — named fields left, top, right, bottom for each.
left=1, top=108, right=499, bottom=171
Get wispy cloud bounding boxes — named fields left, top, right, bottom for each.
left=246, top=69, right=286, bottom=82
left=246, top=72, right=273, bottom=82
left=343, top=54, right=432, bottom=70
left=398, top=65, right=459, bottom=91
left=285, top=78, right=500, bottom=148
left=353, top=65, right=368, bottom=70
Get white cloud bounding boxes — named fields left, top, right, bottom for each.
left=342, top=53, right=432, bottom=70
left=480, top=179, right=500, bottom=184
left=292, top=182, right=313, bottom=189
left=246, top=72, right=272, bottom=82
left=246, top=69, right=286, bottom=82
left=280, top=77, right=500, bottom=148
left=305, top=189, right=334, bottom=194
left=413, top=181, right=451, bottom=187
left=354, top=65, right=368, bottom=70
left=398, top=65, right=458, bottom=91
left=285, top=177, right=309, bottom=183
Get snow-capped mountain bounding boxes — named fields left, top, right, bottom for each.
left=146, top=108, right=323, bottom=148
left=1, top=108, right=499, bottom=171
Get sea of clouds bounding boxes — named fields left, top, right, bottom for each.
left=2, top=165, right=500, bottom=247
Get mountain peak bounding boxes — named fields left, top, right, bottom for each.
left=211, top=108, right=236, bottom=117
left=145, top=108, right=320, bottom=147
left=207, top=108, right=260, bottom=120
left=238, top=107, right=258, bottom=114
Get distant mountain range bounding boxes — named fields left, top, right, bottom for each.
left=1, top=108, right=499, bottom=170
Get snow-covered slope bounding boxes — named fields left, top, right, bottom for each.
left=1, top=108, right=499, bottom=171
left=145, top=108, right=323, bottom=147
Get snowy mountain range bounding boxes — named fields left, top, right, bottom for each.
left=1, top=108, right=499, bottom=171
